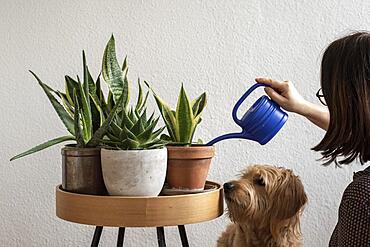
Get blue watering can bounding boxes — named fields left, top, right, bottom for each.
left=207, top=83, right=288, bottom=146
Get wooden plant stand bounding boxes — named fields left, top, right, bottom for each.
left=56, top=181, right=224, bottom=246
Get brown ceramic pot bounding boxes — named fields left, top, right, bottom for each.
left=62, top=146, right=107, bottom=195
left=166, top=145, right=215, bottom=191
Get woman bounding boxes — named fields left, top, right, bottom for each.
left=256, top=31, right=370, bottom=246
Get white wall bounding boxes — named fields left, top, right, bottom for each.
left=1, top=1, right=369, bottom=246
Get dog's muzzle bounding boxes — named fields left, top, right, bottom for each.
left=223, top=182, right=235, bottom=192
left=223, top=182, right=236, bottom=202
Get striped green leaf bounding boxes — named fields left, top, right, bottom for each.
left=102, top=35, right=128, bottom=105
left=87, top=92, right=126, bottom=147
left=145, top=81, right=179, bottom=141
left=122, top=56, right=128, bottom=75
left=150, top=127, right=165, bottom=140
left=76, top=76, right=92, bottom=141
left=73, top=89, right=85, bottom=147
left=65, top=76, right=78, bottom=106
left=147, top=112, right=155, bottom=125
left=30, top=71, right=75, bottom=136
left=57, top=91, right=74, bottom=118
left=137, top=117, right=159, bottom=142
left=107, top=91, right=114, bottom=112
left=130, top=117, right=144, bottom=135
left=90, top=95, right=102, bottom=132
left=122, top=76, right=130, bottom=110
left=110, top=121, right=122, bottom=136
left=10, top=135, right=75, bottom=161
left=82, top=51, right=96, bottom=96
left=90, top=92, right=105, bottom=126
left=106, top=132, right=120, bottom=142
left=191, top=92, right=207, bottom=117
left=121, top=108, right=134, bottom=129
left=136, top=78, right=143, bottom=112
left=122, top=125, right=137, bottom=140
left=160, top=133, right=172, bottom=141
left=176, top=84, right=194, bottom=143
left=140, top=139, right=166, bottom=149
left=96, top=75, right=109, bottom=117
left=120, top=138, right=140, bottom=149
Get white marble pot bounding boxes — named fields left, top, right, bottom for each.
left=101, top=148, right=167, bottom=196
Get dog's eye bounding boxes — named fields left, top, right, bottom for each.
left=254, top=177, right=265, bottom=186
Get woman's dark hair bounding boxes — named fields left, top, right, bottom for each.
left=313, top=31, right=370, bottom=165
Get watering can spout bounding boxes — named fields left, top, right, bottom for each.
left=206, top=132, right=254, bottom=146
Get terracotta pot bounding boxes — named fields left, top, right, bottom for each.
left=166, top=145, right=215, bottom=191
left=62, top=146, right=107, bottom=195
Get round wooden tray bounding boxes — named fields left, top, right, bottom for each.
left=56, top=181, right=224, bottom=227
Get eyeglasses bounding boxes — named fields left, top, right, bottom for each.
left=316, top=88, right=327, bottom=106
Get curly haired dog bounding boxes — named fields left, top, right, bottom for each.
left=217, top=165, right=307, bottom=247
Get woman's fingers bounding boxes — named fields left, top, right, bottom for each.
left=255, top=77, right=274, bottom=84
left=256, top=77, right=290, bottom=93
left=264, top=87, right=286, bottom=105
left=255, top=77, right=284, bottom=89
left=256, top=77, right=308, bottom=114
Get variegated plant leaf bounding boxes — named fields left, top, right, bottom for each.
left=87, top=91, right=126, bottom=147
left=76, top=76, right=92, bottom=141
left=56, top=91, right=74, bottom=118
left=137, top=117, right=159, bottom=142
left=65, top=75, right=78, bottom=106
left=30, top=71, right=75, bottom=136
left=102, top=35, right=129, bottom=108
left=175, top=84, right=194, bottom=143
left=136, top=78, right=143, bottom=112
left=10, top=135, right=75, bottom=161
left=73, top=89, right=85, bottom=147
left=145, top=81, right=179, bottom=141
left=191, top=92, right=207, bottom=117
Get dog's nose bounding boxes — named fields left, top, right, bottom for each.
left=223, top=182, right=235, bottom=191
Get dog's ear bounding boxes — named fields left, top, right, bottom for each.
left=268, top=171, right=307, bottom=241
left=269, top=171, right=307, bottom=220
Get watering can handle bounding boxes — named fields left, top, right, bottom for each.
left=232, top=83, right=268, bottom=125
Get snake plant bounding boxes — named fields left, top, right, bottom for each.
left=146, top=82, right=207, bottom=146
left=10, top=50, right=125, bottom=161
left=101, top=36, right=165, bottom=150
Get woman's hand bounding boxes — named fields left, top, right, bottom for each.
left=255, top=77, right=308, bottom=115
left=255, top=77, right=330, bottom=130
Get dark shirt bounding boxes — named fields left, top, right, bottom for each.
left=329, top=166, right=370, bottom=246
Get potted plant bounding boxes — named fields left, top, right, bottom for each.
left=146, top=82, right=214, bottom=192
left=100, top=36, right=167, bottom=196
left=10, top=49, right=123, bottom=195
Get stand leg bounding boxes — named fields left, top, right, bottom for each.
left=156, top=227, right=166, bottom=247
left=117, top=227, right=125, bottom=247
left=91, top=226, right=103, bottom=247
left=178, top=225, right=189, bottom=247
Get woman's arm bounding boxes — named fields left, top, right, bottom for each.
left=298, top=101, right=330, bottom=131
left=255, top=77, right=330, bottom=130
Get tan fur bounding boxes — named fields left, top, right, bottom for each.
left=217, top=165, right=307, bottom=247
